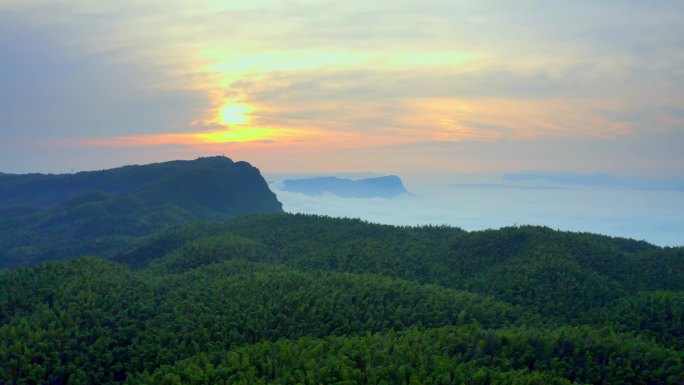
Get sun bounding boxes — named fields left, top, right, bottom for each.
left=219, top=102, right=253, bottom=125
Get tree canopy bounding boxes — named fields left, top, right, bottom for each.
left=1, top=214, right=683, bottom=384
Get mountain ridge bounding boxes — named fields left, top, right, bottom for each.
left=0, top=156, right=279, bottom=209
left=0, top=156, right=283, bottom=268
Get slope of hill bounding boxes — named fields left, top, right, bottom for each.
left=1, top=160, right=683, bottom=384
left=0, top=156, right=281, bottom=213
left=281, top=175, right=408, bottom=198
left=0, top=157, right=282, bottom=268
left=118, top=214, right=682, bottom=321
left=1, top=214, right=682, bottom=384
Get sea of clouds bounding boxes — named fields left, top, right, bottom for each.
left=267, top=172, right=684, bottom=247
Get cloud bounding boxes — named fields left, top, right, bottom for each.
left=270, top=176, right=684, bottom=247
left=0, top=13, right=209, bottom=140
left=448, top=183, right=571, bottom=191
left=0, top=0, right=682, bottom=174
left=503, top=172, right=684, bottom=191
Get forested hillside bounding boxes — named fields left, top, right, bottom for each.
left=1, top=214, right=682, bottom=384
left=0, top=157, right=282, bottom=268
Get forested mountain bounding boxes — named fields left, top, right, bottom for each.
left=0, top=157, right=280, bottom=210
left=0, top=157, right=282, bottom=268
left=1, top=214, right=683, bottom=384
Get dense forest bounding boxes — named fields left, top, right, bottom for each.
left=1, top=213, right=683, bottom=384
left=0, top=157, right=282, bottom=268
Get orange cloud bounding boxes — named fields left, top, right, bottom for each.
left=76, top=127, right=293, bottom=148
left=73, top=96, right=639, bottom=153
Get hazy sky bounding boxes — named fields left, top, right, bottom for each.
left=1, top=0, right=683, bottom=175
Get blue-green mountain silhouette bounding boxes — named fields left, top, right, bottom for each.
left=0, top=157, right=282, bottom=268
left=282, top=175, right=408, bottom=198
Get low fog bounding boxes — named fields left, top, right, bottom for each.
left=267, top=172, right=684, bottom=247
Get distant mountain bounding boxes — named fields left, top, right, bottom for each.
left=281, top=175, right=408, bottom=198
left=0, top=156, right=282, bottom=268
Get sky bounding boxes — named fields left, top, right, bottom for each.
left=1, top=0, right=683, bottom=176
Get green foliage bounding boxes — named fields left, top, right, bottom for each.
left=147, top=235, right=268, bottom=273
left=122, top=214, right=684, bottom=321
left=0, top=258, right=528, bottom=384
left=131, top=325, right=683, bottom=385
left=1, top=214, right=683, bottom=384
left=593, top=290, right=684, bottom=350
left=0, top=157, right=282, bottom=268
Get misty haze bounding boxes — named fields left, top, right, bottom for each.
left=270, top=172, right=684, bottom=247
left=2, top=1, right=683, bottom=384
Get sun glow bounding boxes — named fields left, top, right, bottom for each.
left=219, top=102, right=253, bottom=125
left=197, top=127, right=275, bottom=143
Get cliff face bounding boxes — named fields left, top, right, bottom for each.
left=0, top=157, right=283, bottom=268
left=0, top=156, right=283, bottom=215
